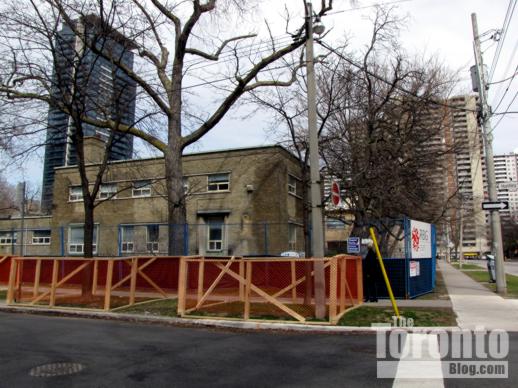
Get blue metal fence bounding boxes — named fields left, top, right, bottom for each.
left=372, top=218, right=437, bottom=299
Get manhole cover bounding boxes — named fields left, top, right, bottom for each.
left=29, top=362, right=85, bottom=377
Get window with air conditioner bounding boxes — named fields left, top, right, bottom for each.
left=121, top=226, right=134, bottom=253
left=207, top=217, right=224, bottom=252
left=68, top=225, right=98, bottom=255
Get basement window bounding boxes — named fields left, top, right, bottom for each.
left=0, top=232, right=16, bottom=245
left=32, top=230, right=51, bottom=245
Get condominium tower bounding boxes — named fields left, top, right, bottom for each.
left=41, top=15, right=136, bottom=212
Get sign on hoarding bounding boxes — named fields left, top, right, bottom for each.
left=347, top=237, right=360, bottom=254
left=409, top=220, right=432, bottom=259
left=409, top=261, right=420, bottom=277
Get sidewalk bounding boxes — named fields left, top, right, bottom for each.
left=439, top=261, right=518, bottom=331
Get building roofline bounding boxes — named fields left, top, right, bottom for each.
left=55, top=144, right=302, bottom=171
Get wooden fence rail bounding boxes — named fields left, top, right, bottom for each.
left=4, top=256, right=178, bottom=311
left=177, top=255, right=363, bottom=325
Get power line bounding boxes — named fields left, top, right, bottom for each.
left=489, top=67, right=518, bottom=85
left=492, top=66, right=517, bottom=113
left=318, top=40, right=477, bottom=114
left=488, top=0, right=517, bottom=82
left=492, top=90, right=518, bottom=130
left=327, top=0, right=414, bottom=15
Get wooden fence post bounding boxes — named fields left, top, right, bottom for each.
left=104, top=259, right=114, bottom=311
left=244, top=261, right=252, bottom=320
left=129, top=258, right=138, bottom=305
left=290, top=260, right=297, bottom=303
left=92, top=260, right=98, bottom=295
left=6, top=258, right=17, bottom=304
left=177, top=257, right=188, bottom=316
left=329, top=257, right=338, bottom=323
left=339, top=257, right=346, bottom=312
left=197, top=258, right=205, bottom=303
left=49, top=259, right=59, bottom=307
left=239, top=260, right=245, bottom=301
left=33, top=259, right=42, bottom=298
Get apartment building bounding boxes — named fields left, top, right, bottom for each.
left=447, top=95, right=489, bottom=256
left=41, top=15, right=137, bottom=213
left=494, top=152, right=518, bottom=223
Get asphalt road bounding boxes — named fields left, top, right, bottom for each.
left=469, top=260, right=518, bottom=277
left=0, top=312, right=517, bottom=387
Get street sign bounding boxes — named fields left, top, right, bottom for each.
left=331, top=180, right=341, bottom=206
left=481, top=201, right=509, bottom=210
left=347, top=237, right=360, bottom=254
left=498, top=181, right=518, bottom=191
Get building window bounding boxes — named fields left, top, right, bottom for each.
left=326, top=218, right=346, bottom=229
left=288, top=224, right=297, bottom=250
left=132, top=180, right=152, bottom=197
left=69, top=186, right=83, bottom=202
left=288, top=175, right=297, bottom=194
left=121, top=226, right=134, bottom=253
left=69, top=225, right=98, bottom=255
left=99, top=183, right=117, bottom=199
left=146, top=225, right=159, bottom=253
left=207, top=217, right=224, bottom=252
left=0, top=232, right=16, bottom=245
left=207, top=173, right=230, bottom=192
left=32, top=230, right=51, bottom=245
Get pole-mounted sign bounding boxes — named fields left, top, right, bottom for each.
left=331, top=180, right=341, bottom=206
left=481, top=201, right=509, bottom=211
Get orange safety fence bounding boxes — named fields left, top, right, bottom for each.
left=177, top=255, right=363, bottom=324
left=3, top=256, right=184, bottom=311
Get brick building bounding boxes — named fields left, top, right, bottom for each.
left=1, top=139, right=304, bottom=257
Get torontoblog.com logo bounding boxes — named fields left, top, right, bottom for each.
left=375, top=318, right=509, bottom=379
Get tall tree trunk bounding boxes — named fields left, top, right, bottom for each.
left=165, top=147, right=186, bottom=255
left=82, top=197, right=95, bottom=296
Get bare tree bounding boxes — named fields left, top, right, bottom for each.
left=0, top=174, right=17, bottom=216
left=0, top=0, right=334, bottom=255
left=318, top=7, right=460, bottom=246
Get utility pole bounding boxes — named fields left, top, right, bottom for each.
left=471, top=13, right=507, bottom=294
left=305, top=1, right=326, bottom=319
left=17, top=181, right=26, bottom=257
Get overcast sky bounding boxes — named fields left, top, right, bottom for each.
left=195, top=0, right=517, bottom=153
left=4, top=0, right=517, bottom=188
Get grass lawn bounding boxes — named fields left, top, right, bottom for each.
left=338, top=306, right=457, bottom=327
left=117, top=298, right=178, bottom=317
left=451, top=263, right=483, bottom=270
left=416, top=269, right=449, bottom=300
left=460, top=270, right=518, bottom=298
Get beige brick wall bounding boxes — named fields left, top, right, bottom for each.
left=2, top=146, right=305, bottom=257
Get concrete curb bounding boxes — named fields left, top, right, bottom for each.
left=0, top=304, right=460, bottom=334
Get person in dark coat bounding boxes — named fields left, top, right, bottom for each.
left=363, top=242, right=379, bottom=302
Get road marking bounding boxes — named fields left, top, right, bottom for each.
left=392, top=333, right=444, bottom=388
